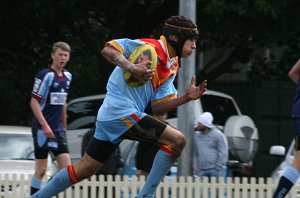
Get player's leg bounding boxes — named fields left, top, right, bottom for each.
left=53, top=131, right=71, bottom=170
left=56, top=153, right=71, bottom=169
left=138, top=125, right=186, bottom=198
left=273, top=150, right=300, bottom=198
left=30, top=129, right=49, bottom=195
left=31, top=155, right=101, bottom=198
left=122, top=115, right=186, bottom=198
left=31, top=138, right=118, bottom=198
left=31, top=159, right=48, bottom=195
left=156, top=124, right=186, bottom=156
left=273, top=118, right=300, bottom=198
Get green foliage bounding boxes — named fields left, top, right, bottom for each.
left=196, top=0, right=300, bottom=81
left=1, top=0, right=300, bottom=124
left=0, top=0, right=177, bottom=125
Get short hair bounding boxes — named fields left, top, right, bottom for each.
left=52, top=41, right=71, bottom=53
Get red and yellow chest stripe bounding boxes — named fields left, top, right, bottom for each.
left=140, top=36, right=179, bottom=91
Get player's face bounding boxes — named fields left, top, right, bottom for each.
left=51, top=48, right=70, bottom=69
left=181, top=38, right=196, bottom=58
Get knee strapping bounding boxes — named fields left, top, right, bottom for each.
left=67, top=164, right=79, bottom=184
left=160, top=145, right=177, bottom=156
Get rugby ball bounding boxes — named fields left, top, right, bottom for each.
left=124, top=44, right=157, bottom=87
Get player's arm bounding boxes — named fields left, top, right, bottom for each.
left=152, top=76, right=207, bottom=114
left=288, top=59, right=300, bottom=84
left=101, top=45, right=153, bottom=81
left=30, top=97, right=55, bottom=139
left=101, top=45, right=135, bottom=72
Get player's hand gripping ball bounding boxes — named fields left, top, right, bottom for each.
left=124, top=44, right=157, bottom=87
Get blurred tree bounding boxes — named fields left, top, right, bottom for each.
left=0, top=0, right=177, bottom=125
left=0, top=0, right=300, bottom=125
left=195, top=0, right=300, bottom=82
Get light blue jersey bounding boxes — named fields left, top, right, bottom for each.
left=95, top=38, right=177, bottom=143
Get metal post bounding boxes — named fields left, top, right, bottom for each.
left=177, top=0, right=197, bottom=176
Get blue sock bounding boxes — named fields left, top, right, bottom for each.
left=30, top=176, right=41, bottom=195
left=31, top=168, right=72, bottom=198
left=138, top=150, right=176, bottom=198
left=273, top=166, right=299, bottom=198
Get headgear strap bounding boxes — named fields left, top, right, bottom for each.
left=165, top=23, right=198, bottom=31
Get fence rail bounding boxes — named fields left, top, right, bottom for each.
left=1, top=173, right=300, bottom=198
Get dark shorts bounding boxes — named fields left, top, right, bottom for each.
left=32, top=129, right=69, bottom=159
left=122, top=115, right=167, bottom=143
left=86, top=115, right=167, bottom=163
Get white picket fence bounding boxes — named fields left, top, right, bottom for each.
left=1, top=173, right=300, bottom=198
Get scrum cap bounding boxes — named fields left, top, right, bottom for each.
left=163, top=15, right=199, bottom=58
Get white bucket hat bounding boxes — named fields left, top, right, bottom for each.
left=197, top=112, right=214, bottom=128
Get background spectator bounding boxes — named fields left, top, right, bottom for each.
left=192, top=112, right=228, bottom=179
left=30, top=41, right=72, bottom=195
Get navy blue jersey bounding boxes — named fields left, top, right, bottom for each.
left=31, top=67, right=72, bottom=132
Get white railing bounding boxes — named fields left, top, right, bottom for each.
left=1, top=174, right=300, bottom=198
